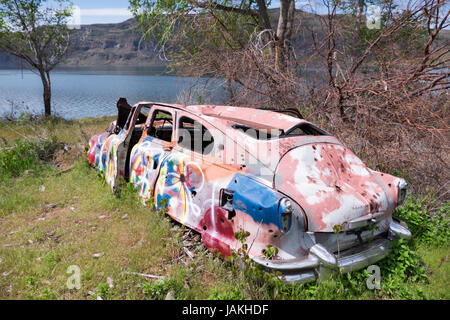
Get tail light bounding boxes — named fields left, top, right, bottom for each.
left=397, top=179, right=407, bottom=205
left=279, top=198, right=293, bottom=233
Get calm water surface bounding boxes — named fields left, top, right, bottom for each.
left=0, top=68, right=226, bottom=119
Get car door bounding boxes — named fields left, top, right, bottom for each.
left=129, top=106, right=176, bottom=202
left=99, top=104, right=143, bottom=191
left=153, top=112, right=238, bottom=250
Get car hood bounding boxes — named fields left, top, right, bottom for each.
left=274, top=142, right=393, bottom=232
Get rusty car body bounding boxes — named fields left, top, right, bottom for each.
left=88, top=99, right=411, bottom=282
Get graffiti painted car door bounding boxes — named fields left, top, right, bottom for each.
left=129, top=107, right=176, bottom=202
left=153, top=113, right=240, bottom=255
left=99, top=105, right=142, bottom=191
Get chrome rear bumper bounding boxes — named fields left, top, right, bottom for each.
left=253, top=221, right=411, bottom=283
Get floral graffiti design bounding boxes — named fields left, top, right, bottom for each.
left=155, top=154, right=205, bottom=224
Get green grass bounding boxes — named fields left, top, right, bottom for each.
left=0, top=116, right=448, bottom=300
left=0, top=158, right=228, bottom=299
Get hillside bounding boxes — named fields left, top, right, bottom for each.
left=0, top=9, right=347, bottom=68
left=0, top=18, right=163, bottom=68
left=0, top=9, right=448, bottom=68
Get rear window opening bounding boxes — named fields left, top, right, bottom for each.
left=178, top=116, right=214, bottom=155
left=232, top=122, right=328, bottom=140
left=283, top=123, right=329, bottom=137
left=232, top=124, right=283, bottom=140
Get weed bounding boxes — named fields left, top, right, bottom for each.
left=43, top=252, right=61, bottom=270
left=262, top=245, right=278, bottom=260
left=95, top=282, right=113, bottom=300
left=208, top=287, right=244, bottom=300
left=24, top=276, right=37, bottom=291
left=226, top=228, right=283, bottom=299
left=41, top=288, right=59, bottom=300
left=394, top=196, right=449, bottom=247
left=377, top=239, right=428, bottom=295
left=141, top=278, right=184, bottom=300
left=0, top=138, right=58, bottom=180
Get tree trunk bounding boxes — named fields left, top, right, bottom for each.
left=39, top=69, right=52, bottom=116
left=255, top=0, right=273, bottom=47
left=255, top=0, right=272, bottom=31
left=226, top=78, right=235, bottom=104
left=275, top=0, right=295, bottom=72
left=356, top=0, right=365, bottom=32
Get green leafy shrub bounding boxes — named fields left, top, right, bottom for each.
left=394, top=196, right=449, bottom=247
left=381, top=239, right=428, bottom=279
left=141, top=278, right=184, bottom=300
left=0, top=138, right=57, bottom=180
left=273, top=240, right=428, bottom=300
left=376, top=239, right=428, bottom=297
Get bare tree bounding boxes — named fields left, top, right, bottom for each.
left=315, top=0, right=449, bottom=119
left=130, top=0, right=297, bottom=74
left=307, top=0, right=449, bottom=195
left=131, top=0, right=449, bottom=194
left=0, top=0, right=73, bottom=116
left=275, top=0, right=296, bottom=71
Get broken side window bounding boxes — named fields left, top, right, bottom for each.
left=148, top=110, right=173, bottom=142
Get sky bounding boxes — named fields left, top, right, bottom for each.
left=70, top=0, right=133, bottom=24
left=68, top=0, right=449, bottom=26
left=69, top=0, right=330, bottom=25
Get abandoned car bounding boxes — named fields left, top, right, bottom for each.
left=88, top=98, right=411, bottom=282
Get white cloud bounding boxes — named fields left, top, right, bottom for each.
left=80, top=8, right=132, bottom=17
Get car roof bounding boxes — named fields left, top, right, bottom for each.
left=135, top=102, right=306, bottom=133
left=134, top=101, right=340, bottom=177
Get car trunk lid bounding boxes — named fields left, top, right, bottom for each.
left=274, top=142, right=392, bottom=232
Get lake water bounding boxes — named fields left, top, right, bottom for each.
left=0, top=68, right=226, bottom=119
